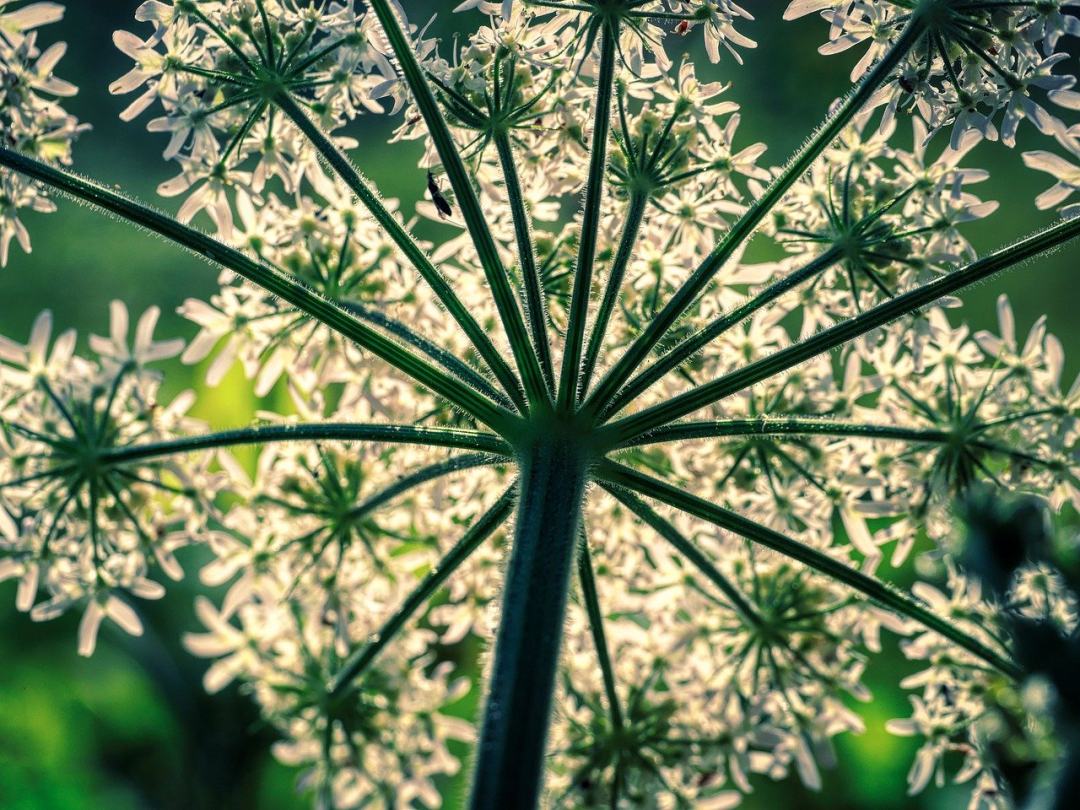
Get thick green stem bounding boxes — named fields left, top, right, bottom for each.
left=0, top=148, right=521, bottom=436
left=274, top=91, right=529, bottom=415
left=471, top=429, right=590, bottom=809
left=599, top=215, right=1080, bottom=447
left=328, top=486, right=516, bottom=699
left=494, top=132, right=556, bottom=395
left=602, top=246, right=843, bottom=418
left=583, top=18, right=926, bottom=419
left=101, top=423, right=510, bottom=466
left=597, top=460, right=1022, bottom=679
left=579, top=190, right=648, bottom=400
left=367, top=0, right=551, bottom=409
left=558, top=23, right=617, bottom=412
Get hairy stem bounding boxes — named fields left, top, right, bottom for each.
left=622, top=417, right=955, bottom=447
left=583, top=17, right=926, bottom=419
left=367, top=0, right=551, bottom=409
left=0, top=147, right=521, bottom=436
left=597, top=459, right=1022, bottom=679
left=494, top=132, right=556, bottom=395
left=274, top=91, right=529, bottom=414
left=603, top=246, right=844, bottom=418
left=580, top=190, right=648, bottom=400
left=600, top=215, right=1080, bottom=447
left=603, top=484, right=760, bottom=624
left=342, top=453, right=503, bottom=522
left=343, top=301, right=512, bottom=409
left=101, top=424, right=511, bottom=466
left=577, top=534, right=624, bottom=730
left=558, top=22, right=617, bottom=411
left=472, top=430, right=590, bottom=809
left=328, top=486, right=517, bottom=699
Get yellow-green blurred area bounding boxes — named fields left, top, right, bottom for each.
left=1, top=3, right=1076, bottom=808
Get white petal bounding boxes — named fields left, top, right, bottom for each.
left=106, top=595, right=144, bottom=636
left=77, top=601, right=105, bottom=657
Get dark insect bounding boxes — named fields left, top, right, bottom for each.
left=675, top=20, right=691, bottom=36
left=898, top=74, right=916, bottom=93
left=427, top=171, right=453, bottom=219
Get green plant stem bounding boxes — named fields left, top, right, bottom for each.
left=254, top=0, right=276, bottom=67
left=472, top=430, right=590, bottom=809
left=622, top=417, right=955, bottom=447
left=525, top=0, right=593, bottom=11
left=600, top=214, right=1080, bottom=447
left=577, top=535, right=624, bottom=730
left=582, top=18, right=926, bottom=419
left=603, top=484, right=759, bottom=624
left=343, top=301, right=512, bottom=409
left=597, top=459, right=1023, bottom=679
left=0, top=148, right=521, bottom=437
left=101, top=423, right=511, bottom=466
left=602, top=246, right=844, bottom=418
left=273, top=91, right=529, bottom=415
left=328, top=485, right=517, bottom=699
left=580, top=190, right=648, bottom=400
left=558, top=22, right=617, bottom=412
left=367, top=0, right=550, bottom=409
left=188, top=7, right=258, bottom=73
left=494, top=132, right=556, bottom=395
left=342, top=453, right=502, bottom=522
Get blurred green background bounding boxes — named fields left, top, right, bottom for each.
left=1, top=3, right=1077, bottom=808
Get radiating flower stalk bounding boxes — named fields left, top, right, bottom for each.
left=3, top=0, right=1080, bottom=807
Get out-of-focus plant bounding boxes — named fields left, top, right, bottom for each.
left=2, top=1, right=1080, bottom=807
left=951, top=490, right=1080, bottom=810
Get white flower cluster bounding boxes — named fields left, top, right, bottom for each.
left=176, top=187, right=447, bottom=398
left=788, top=0, right=1080, bottom=217
left=0, top=304, right=194, bottom=656
left=0, top=1, right=84, bottom=264
left=542, top=291, right=1079, bottom=805
left=768, top=117, right=996, bottom=327
left=552, top=497, right=886, bottom=808
left=0, top=1, right=1079, bottom=808
left=183, top=435, right=498, bottom=805
left=108, top=0, right=402, bottom=239
left=887, top=558, right=1076, bottom=808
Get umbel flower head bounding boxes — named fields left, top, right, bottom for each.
left=2, top=1, right=1080, bottom=808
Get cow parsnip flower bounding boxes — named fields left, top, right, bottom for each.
left=0, top=305, right=201, bottom=655
left=3, top=0, right=1080, bottom=808
left=786, top=0, right=1080, bottom=149
left=0, top=1, right=84, bottom=265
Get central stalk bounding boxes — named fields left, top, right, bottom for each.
left=471, top=419, right=592, bottom=809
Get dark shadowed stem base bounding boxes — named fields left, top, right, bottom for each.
left=470, top=430, right=590, bottom=809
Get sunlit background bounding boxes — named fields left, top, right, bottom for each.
left=1, top=3, right=1076, bottom=808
